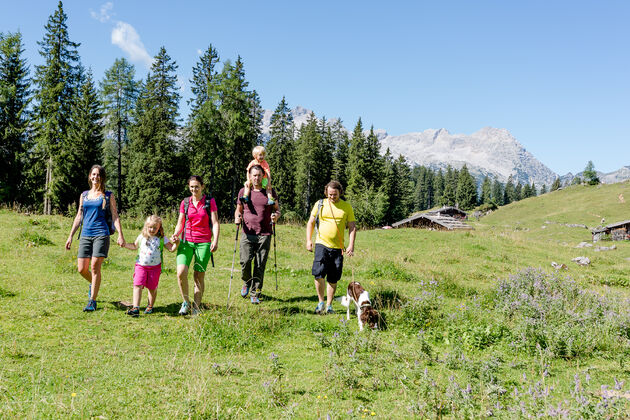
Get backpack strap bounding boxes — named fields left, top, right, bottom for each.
left=314, top=199, right=324, bottom=236
left=76, top=191, right=90, bottom=240
left=159, top=236, right=164, bottom=266
left=182, top=197, right=190, bottom=241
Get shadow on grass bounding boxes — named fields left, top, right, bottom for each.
left=0, top=286, right=15, bottom=298
left=264, top=294, right=320, bottom=303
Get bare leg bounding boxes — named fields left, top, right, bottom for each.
left=177, top=264, right=190, bottom=303
left=90, top=257, right=105, bottom=299
left=147, top=288, right=158, bottom=308
left=314, top=278, right=326, bottom=303
left=132, top=285, right=143, bottom=308
left=77, top=258, right=91, bottom=282
left=326, top=282, right=337, bottom=307
left=193, top=271, right=205, bottom=309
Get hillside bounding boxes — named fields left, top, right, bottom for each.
left=1, top=183, right=629, bottom=417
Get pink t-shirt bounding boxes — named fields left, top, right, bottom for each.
left=179, top=195, right=217, bottom=243
left=247, top=159, right=271, bottom=178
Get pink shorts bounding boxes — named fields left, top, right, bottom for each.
left=133, top=263, right=161, bottom=290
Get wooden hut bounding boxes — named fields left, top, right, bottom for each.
left=426, top=206, right=468, bottom=220
left=591, top=220, right=630, bottom=242
left=391, top=213, right=473, bottom=231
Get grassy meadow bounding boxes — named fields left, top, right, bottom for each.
left=1, top=182, right=630, bottom=418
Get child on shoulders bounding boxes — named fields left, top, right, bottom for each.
left=123, top=215, right=178, bottom=317
left=241, top=145, right=275, bottom=205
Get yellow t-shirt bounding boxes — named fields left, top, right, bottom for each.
left=310, top=198, right=355, bottom=249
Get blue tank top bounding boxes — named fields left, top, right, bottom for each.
left=82, top=195, right=110, bottom=237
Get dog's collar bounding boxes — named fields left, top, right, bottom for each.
left=360, top=301, right=372, bottom=309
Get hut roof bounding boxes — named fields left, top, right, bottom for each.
left=592, top=220, right=630, bottom=234
left=391, top=213, right=473, bottom=230
left=426, top=206, right=467, bottom=217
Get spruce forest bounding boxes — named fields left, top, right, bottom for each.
left=1, top=2, right=553, bottom=225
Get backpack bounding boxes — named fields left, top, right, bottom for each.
left=183, top=194, right=215, bottom=267
left=77, top=191, right=115, bottom=239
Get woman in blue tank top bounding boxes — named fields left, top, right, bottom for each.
left=65, top=165, right=126, bottom=312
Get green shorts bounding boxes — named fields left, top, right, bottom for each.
left=176, top=241, right=212, bottom=272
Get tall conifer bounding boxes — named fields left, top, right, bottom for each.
left=0, top=31, right=30, bottom=204
left=99, top=58, right=138, bottom=208
left=32, top=1, right=81, bottom=213
left=126, top=47, right=181, bottom=215
left=266, top=97, right=296, bottom=210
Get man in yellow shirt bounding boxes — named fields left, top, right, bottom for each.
left=306, top=181, right=356, bottom=314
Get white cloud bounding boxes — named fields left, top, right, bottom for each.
left=111, top=21, right=153, bottom=69
left=90, top=2, right=114, bottom=23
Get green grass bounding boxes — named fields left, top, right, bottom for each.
left=1, top=182, right=629, bottom=418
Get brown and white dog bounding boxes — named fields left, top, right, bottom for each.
left=340, top=281, right=379, bottom=331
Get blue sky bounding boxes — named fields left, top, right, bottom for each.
left=2, top=0, right=629, bottom=175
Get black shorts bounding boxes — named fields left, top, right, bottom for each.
left=311, top=244, right=343, bottom=283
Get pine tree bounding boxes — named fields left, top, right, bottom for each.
left=433, top=169, right=444, bottom=207
left=515, top=182, right=522, bottom=201
left=331, top=119, right=349, bottom=188
left=346, top=118, right=367, bottom=196
left=294, top=113, right=324, bottom=214
left=491, top=179, right=504, bottom=206
left=390, top=154, right=413, bottom=222
left=540, top=184, right=547, bottom=194
left=55, top=69, right=103, bottom=211
left=550, top=178, right=560, bottom=191
left=266, top=96, right=296, bottom=210
left=455, top=165, right=477, bottom=210
left=363, top=126, right=384, bottom=189
left=186, top=45, right=226, bottom=212
left=530, top=182, right=537, bottom=197
left=32, top=1, right=81, bottom=213
left=99, top=57, right=139, bottom=209
left=0, top=31, right=30, bottom=204
left=480, top=176, right=492, bottom=205
left=583, top=160, right=600, bottom=185
left=441, top=166, right=457, bottom=206
left=126, top=46, right=181, bottom=215
left=522, top=182, right=532, bottom=199
left=217, top=57, right=261, bottom=215
left=504, top=175, right=516, bottom=204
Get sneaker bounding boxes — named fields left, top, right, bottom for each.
left=83, top=299, right=97, bottom=312
left=144, top=306, right=153, bottom=315
left=326, top=305, right=334, bottom=314
left=267, top=198, right=275, bottom=205
left=191, top=307, right=201, bottom=316
left=314, top=301, right=325, bottom=314
left=241, top=283, right=250, bottom=298
left=251, top=296, right=260, bottom=304
left=127, top=307, right=139, bottom=317
left=178, top=301, right=190, bottom=315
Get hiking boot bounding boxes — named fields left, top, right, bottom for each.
left=251, top=296, right=260, bottom=304
left=192, top=307, right=201, bottom=316
left=241, top=283, right=250, bottom=298
left=178, top=301, right=190, bottom=315
left=83, top=299, right=97, bottom=312
left=315, top=301, right=325, bottom=314
left=326, top=305, right=334, bottom=315
left=127, top=307, right=139, bottom=317
left=144, top=306, right=153, bottom=315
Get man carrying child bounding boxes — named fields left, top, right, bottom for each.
left=234, top=165, right=281, bottom=304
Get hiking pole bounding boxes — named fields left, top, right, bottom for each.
left=227, top=222, right=241, bottom=309
left=272, top=221, right=278, bottom=291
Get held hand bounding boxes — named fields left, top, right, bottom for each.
left=65, top=236, right=72, bottom=250
left=117, top=236, right=125, bottom=248
left=170, top=234, right=178, bottom=243
left=306, top=240, right=313, bottom=252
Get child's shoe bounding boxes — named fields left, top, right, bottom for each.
left=267, top=198, right=275, bottom=205
left=127, top=307, right=140, bottom=317
left=241, top=283, right=250, bottom=298
left=251, top=296, right=260, bottom=304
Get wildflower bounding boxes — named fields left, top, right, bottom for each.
left=324, top=395, right=328, bottom=399
left=317, top=395, right=321, bottom=399
left=371, top=412, right=376, bottom=416
left=71, top=393, right=76, bottom=397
